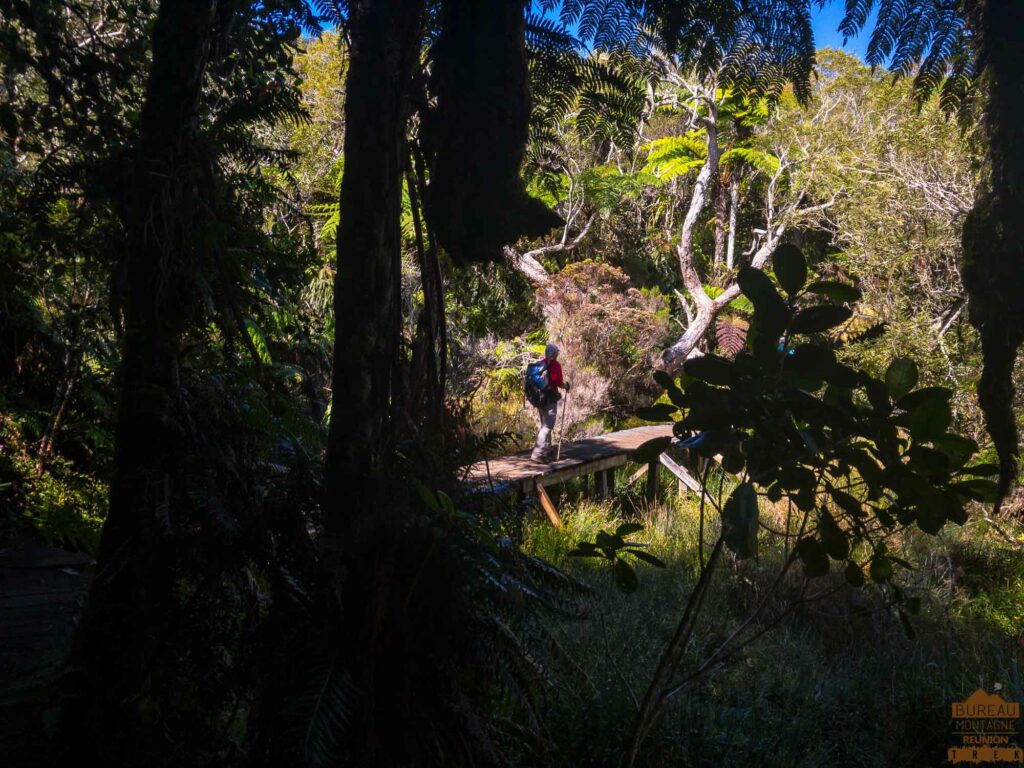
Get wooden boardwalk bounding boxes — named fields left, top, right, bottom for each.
left=0, top=537, right=92, bottom=758
left=464, top=424, right=674, bottom=493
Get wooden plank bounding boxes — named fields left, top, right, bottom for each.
left=659, top=452, right=703, bottom=493
left=535, top=483, right=563, bottom=528
left=462, top=425, right=674, bottom=488
left=645, top=461, right=659, bottom=503
left=535, top=454, right=627, bottom=490
left=627, top=464, right=648, bottom=485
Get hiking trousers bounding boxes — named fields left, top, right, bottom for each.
left=532, top=401, right=558, bottom=458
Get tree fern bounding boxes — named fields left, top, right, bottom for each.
left=837, top=0, right=977, bottom=118
left=643, top=133, right=706, bottom=181
left=293, top=655, right=354, bottom=767
left=721, top=146, right=780, bottom=176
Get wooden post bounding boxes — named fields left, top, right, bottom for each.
left=645, top=461, right=659, bottom=504
left=627, top=465, right=648, bottom=485
left=604, top=468, right=615, bottom=497
left=659, top=452, right=702, bottom=494
left=536, top=482, right=563, bottom=528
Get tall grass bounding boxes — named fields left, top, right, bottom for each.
left=513, top=473, right=1024, bottom=767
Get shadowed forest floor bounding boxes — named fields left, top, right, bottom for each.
left=510, top=478, right=1024, bottom=767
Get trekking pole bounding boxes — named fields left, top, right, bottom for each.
left=556, top=386, right=570, bottom=462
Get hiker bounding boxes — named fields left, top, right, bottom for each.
left=526, top=343, right=570, bottom=463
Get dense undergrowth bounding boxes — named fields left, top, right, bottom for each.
left=517, top=475, right=1024, bottom=767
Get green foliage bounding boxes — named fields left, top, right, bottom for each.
left=521, top=496, right=1024, bottom=768
left=0, top=411, right=107, bottom=552
left=643, top=133, right=706, bottom=181
left=650, top=245, right=985, bottom=597
left=568, top=521, right=667, bottom=593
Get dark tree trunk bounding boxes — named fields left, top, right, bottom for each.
left=962, top=0, right=1024, bottom=510
left=319, top=2, right=429, bottom=762
left=58, top=0, right=217, bottom=761
left=322, top=0, right=424, bottom=574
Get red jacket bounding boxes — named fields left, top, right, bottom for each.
left=544, top=358, right=564, bottom=389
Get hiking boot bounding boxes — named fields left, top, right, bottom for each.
left=531, top=447, right=555, bottom=464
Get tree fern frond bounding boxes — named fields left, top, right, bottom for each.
left=643, top=133, right=707, bottom=180
left=295, top=655, right=353, bottom=767
left=839, top=0, right=977, bottom=117
left=720, top=146, right=779, bottom=176
left=716, top=315, right=749, bottom=358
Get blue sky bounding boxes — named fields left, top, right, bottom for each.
left=811, top=2, right=875, bottom=61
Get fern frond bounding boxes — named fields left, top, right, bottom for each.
left=720, top=146, right=779, bottom=176
left=294, top=656, right=353, bottom=767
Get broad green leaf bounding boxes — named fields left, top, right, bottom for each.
left=951, top=479, right=999, bottom=503
left=653, top=368, right=687, bottom=407
left=818, top=510, right=850, bottom=560
left=844, top=561, right=865, bottom=587
left=632, top=436, right=672, bottom=464
left=738, top=267, right=789, bottom=337
left=958, top=463, right=999, bottom=477
left=595, top=531, right=622, bottom=551
left=568, top=542, right=603, bottom=558
left=636, top=403, right=677, bottom=422
left=785, top=344, right=835, bottom=378
left=908, top=397, right=952, bottom=441
left=795, top=537, right=829, bottom=577
left=789, top=305, right=853, bottom=335
left=721, top=482, right=759, bottom=559
left=616, top=522, right=644, bottom=538
left=944, top=491, right=968, bottom=525
left=830, top=488, right=865, bottom=517
left=437, top=490, right=455, bottom=515
left=682, top=354, right=735, bottom=386
left=907, top=445, right=951, bottom=478
left=869, top=554, right=892, bottom=583
left=772, top=244, right=806, bottom=296
left=915, top=503, right=946, bottom=535
left=884, top=358, right=918, bottom=400
left=626, top=549, right=667, bottom=568
left=415, top=483, right=441, bottom=513
left=896, top=386, right=952, bottom=411
left=805, top=280, right=862, bottom=303
left=776, top=465, right=816, bottom=492
left=824, top=362, right=861, bottom=389
left=613, top=559, right=639, bottom=593
left=931, top=434, right=979, bottom=468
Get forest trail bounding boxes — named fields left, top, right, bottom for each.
left=0, top=537, right=91, bottom=755
left=463, top=424, right=674, bottom=494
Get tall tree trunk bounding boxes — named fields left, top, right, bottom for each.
left=59, top=0, right=217, bottom=759
left=726, top=175, right=739, bottom=269
left=713, top=173, right=727, bottom=264
left=322, top=0, right=424, bottom=569
left=962, top=0, right=1024, bottom=511
left=660, top=104, right=722, bottom=371
left=319, top=1, right=426, bottom=764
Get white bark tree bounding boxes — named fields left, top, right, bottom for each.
left=653, top=68, right=844, bottom=372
